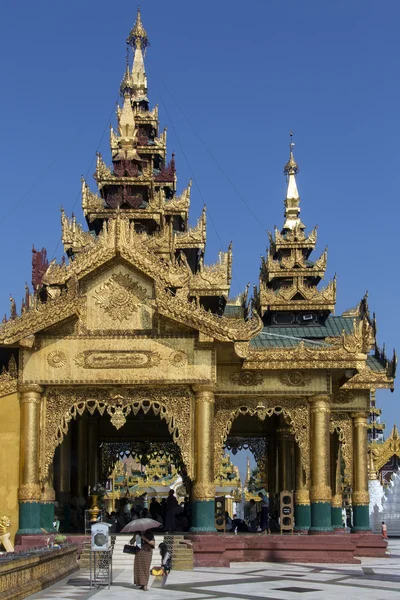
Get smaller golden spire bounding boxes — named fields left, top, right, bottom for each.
left=283, top=133, right=303, bottom=231
left=127, top=7, right=149, bottom=49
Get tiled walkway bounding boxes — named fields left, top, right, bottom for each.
left=27, top=539, right=400, bottom=600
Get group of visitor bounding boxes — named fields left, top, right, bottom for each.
left=105, top=489, right=191, bottom=533
left=225, top=492, right=272, bottom=533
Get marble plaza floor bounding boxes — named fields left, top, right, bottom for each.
left=27, top=539, right=400, bottom=600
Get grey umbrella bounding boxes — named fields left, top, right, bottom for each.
left=121, top=517, right=161, bottom=533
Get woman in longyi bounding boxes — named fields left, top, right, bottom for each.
left=133, top=530, right=155, bottom=591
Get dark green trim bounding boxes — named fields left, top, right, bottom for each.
left=17, top=502, right=42, bottom=535
left=190, top=500, right=216, bottom=532
left=309, top=502, right=333, bottom=532
left=41, top=502, right=57, bottom=533
left=294, top=504, right=311, bottom=531
left=352, top=505, right=370, bottom=532
left=331, top=506, right=343, bottom=529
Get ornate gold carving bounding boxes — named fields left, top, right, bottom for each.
left=330, top=414, right=353, bottom=485
left=41, top=485, right=56, bottom=503
left=331, top=494, right=343, bottom=508
left=294, top=490, right=310, bottom=505
left=74, top=350, right=160, bottom=369
left=333, top=390, right=354, bottom=404
left=94, top=271, right=147, bottom=321
left=170, top=351, right=188, bottom=367
left=342, top=366, right=394, bottom=391
left=43, top=387, right=194, bottom=479
left=352, top=491, right=370, bottom=506
left=193, top=386, right=215, bottom=403
left=18, top=384, right=43, bottom=400
left=47, top=350, right=67, bottom=368
left=213, top=398, right=310, bottom=479
left=192, top=482, right=215, bottom=501
left=310, top=484, right=331, bottom=503
left=0, top=516, right=11, bottom=535
left=107, top=405, right=131, bottom=429
left=0, top=517, right=13, bottom=552
left=370, top=424, right=400, bottom=471
left=18, top=483, right=42, bottom=502
left=0, top=355, right=18, bottom=397
left=279, top=371, right=311, bottom=387
left=231, top=371, right=263, bottom=386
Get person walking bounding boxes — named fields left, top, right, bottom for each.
left=165, top=489, right=178, bottom=533
left=381, top=521, right=388, bottom=539
left=258, top=491, right=269, bottom=533
left=133, top=529, right=155, bottom=591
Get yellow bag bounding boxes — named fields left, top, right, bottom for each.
left=151, top=566, right=164, bottom=576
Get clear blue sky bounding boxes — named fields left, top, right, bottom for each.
left=0, top=1, right=398, bottom=460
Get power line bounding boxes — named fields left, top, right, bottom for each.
left=147, top=59, right=266, bottom=232
left=50, top=104, right=116, bottom=260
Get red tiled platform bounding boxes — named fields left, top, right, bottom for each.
left=186, top=533, right=388, bottom=566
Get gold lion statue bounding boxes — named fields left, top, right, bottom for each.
left=0, top=516, right=14, bottom=552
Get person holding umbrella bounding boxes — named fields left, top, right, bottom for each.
left=121, top=517, right=161, bottom=591
left=133, top=529, right=155, bottom=590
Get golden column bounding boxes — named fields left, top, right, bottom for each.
left=330, top=436, right=343, bottom=529
left=309, top=394, right=332, bottom=532
left=76, top=416, right=88, bottom=500
left=57, top=430, right=71, bottom=504
left=351, top=412, right=370, bottom=531
left=277, top=417, right=294, bottom=492
left=18, top=384, right=43, bottom=534
left=191, top=385, right=216, bottom=532
left=294, top=442, right=310, bottom=531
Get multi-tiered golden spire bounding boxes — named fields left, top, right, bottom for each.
left=256, top=137, right=336, bottom=316
left=283, top=135, right=304, bottom=231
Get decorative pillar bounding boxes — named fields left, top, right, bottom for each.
left=76, top=416, right=88, bottom=500
left=41, top=463, right=56, bottom=532
left=330, top=436, right=343, bottom=530
left=190, top=385, right=216, bottom=532
left=351, top=412, right=370, bottom=532
left=87, top=417, right=99, bottom=489
left=268, top=435, right=278, bottom=519
left=277, top=418, right=294, bottom=492
left=309, top=395, right=332, bottom=533
left=58, top=430, right=71, bottom=505
left=18, top=384, right=43, bottom=535
left=294, top=442, right=310, bottom=532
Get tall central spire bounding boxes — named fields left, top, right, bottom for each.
left=120, top=7, right=149, bottom=101
left=282, top=135, right=304, bottom=231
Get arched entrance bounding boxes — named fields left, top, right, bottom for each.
left=214, top=398, right=311, bottom=532
left=45, top=387, right=194, bottom=533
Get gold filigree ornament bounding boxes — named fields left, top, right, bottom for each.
left=107, top=404, right=131, bottom=430
left=231, top=371, right=263, bottom=386
left=47, top=350, right=67, bottom=368
left=170, top=351, right=188, bottom=367
left=94, top=272, right=147, bottom=322
left=279, top=370, right=311, bottom=387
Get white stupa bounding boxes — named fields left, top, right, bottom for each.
left=372, top=469, right=400, bottom=535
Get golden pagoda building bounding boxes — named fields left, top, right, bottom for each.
left=0, top=9, right=395, bottom=545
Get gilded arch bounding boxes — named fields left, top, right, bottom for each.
left=214, top=397, right=310, bottom=479
left=42, top=386, right=194, bottom=480
left=330, top=413, right=353, bottom=485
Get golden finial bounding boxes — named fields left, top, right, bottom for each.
left=284, top=132, right=299, bottom=177
left=127, top=6, right=149, bottom=49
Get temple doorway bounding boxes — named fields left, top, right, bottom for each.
left=221, top=410, right=302, bottom=532
left=53, top=407, right=189, bottom=534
